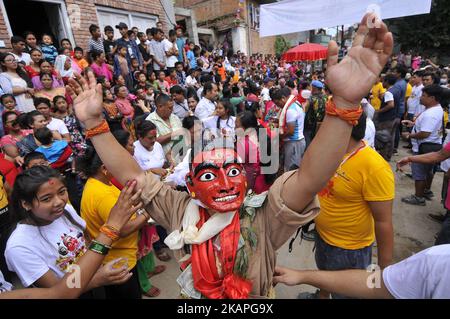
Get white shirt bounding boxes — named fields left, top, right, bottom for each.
left=384, top=91, right=394, bottom=104
left=383, top=244, right=450, bottom=299
left=411, top=105, right=443, bottom=153
left=364, top=118, right=376, bottom=148
left=163, top=39, right=178, bottom=68
left=407, top=84, right=424, bottom=115
left=5, top=204, right=86, bottom=287
left=165, top=148, right=190, bottom=187
left=186, top=75, right=198, bottom=87
left=133, top=140, right=165, bottom=172
left=284, top=102, right=305, bottom=141
left=0, top=271, right=12, bottom=293
left=47, top=117, right=69, bottom=136
left=11, top=52, right=32, bottom=65
left=173, top=99, right=190, bottom=120
left=202, top=115, right=236, bottom=139
left=195, top=97, right=216, bottom=121
left=261, top=87, right=271, bottom=102
left=362, top=98, right=375, bottom=120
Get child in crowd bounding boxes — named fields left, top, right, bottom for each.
left=175, top=62, right=186, bottom=87
left=156, top=70, right=170, bottom=95
left=40, top=34, right=58, bottom=64
left=114, top=45, right=133, bottom=90
left=165, top=68, right=178, bottom=88
left=91, top=51, right=113, bottom=82
left=22, top=151, right=49, bottom=170
left=73, top=47, right=89, bottom=71
left=34, top=127, right=73, bottom=170
left=130, top=58, right=141, bottom=87
left=1, top=94, right=19, bottom=113
left=102, top=88, right=122, bottom=132
left=97, top=76, right=111, bottom=91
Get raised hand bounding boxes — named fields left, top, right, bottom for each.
left=326, top=13, right=393, bottom=109
left=66, top=71, right=104, bottom=129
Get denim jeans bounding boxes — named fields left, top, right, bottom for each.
left=315, top=234, right=373, bottom=299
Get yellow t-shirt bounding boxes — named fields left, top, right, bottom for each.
left=370, top=82, right=386, bottom=110
left=316, top=144, right=395, bottom=250
left=81, top=178, right=138, bottom=269
left=406, top=83, right=413, bottom=100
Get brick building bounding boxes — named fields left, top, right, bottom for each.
left=0, top=0, right=175, bottom=51
left=174, top=0, right=309, bottom=56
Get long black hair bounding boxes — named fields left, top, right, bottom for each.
left=75, top=146, right=103, bottom=178
left=237, top=111, right=276, bottom=185
left=216, top=98, right=235, bottom=130
left=10, top=166, right=82, bottom=230
left=9, top=166, right=84, bottom=248
left=0, top=53, right=33, bottom=88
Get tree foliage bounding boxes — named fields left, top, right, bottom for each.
left=386, top=0, right=450, bottom=59
left=274, top=36, right=291, bottom=57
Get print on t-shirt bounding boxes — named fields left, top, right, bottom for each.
left=55, top=228, right=86, bottom=272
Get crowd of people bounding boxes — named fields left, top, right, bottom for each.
left=0, top=13, right=449, bottom=299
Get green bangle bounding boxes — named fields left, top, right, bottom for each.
left=89, top=240, right=111, bottom=255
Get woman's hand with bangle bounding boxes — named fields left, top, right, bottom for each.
left=106, top=180, right=143, bottom=231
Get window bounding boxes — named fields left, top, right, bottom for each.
left=248, top=3, right=260, bottom=30
left=96, top=6, right=158, bottom=39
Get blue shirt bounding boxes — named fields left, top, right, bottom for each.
left=187, top=50, right=196, bottom=69
left=36, top=140, right=68, bottom=163
left=116, top=38, right=143, bottom=67
left=393, top=79, right=407, bottom=118
left=176, top=37, right=186, bottom=62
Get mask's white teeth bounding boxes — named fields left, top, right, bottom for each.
left=214, top=195, right=238, bottom=202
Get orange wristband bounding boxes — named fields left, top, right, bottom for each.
left=325, top=98, right=363, bottom=126
left=86, top=119, right=110, bottom=139
left=100, top=224, right=120, bottom=241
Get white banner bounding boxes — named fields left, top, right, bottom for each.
left=260, top=0, right=432, bottom=37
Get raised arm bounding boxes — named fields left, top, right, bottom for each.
left=282, top=13, right=393, bottom=212
left=66, top=72, right=146, bottom=189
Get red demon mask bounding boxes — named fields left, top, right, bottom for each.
left=186, top=148, right=247, bottom=212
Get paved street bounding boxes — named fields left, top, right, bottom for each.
left=149, top=140, right=443, bottom=299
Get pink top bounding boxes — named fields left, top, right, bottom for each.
left=0, top=130, right=33, bottom=147
left=91, top=62, right=113, bottom=82
left=115, top=98, right=134, bottom=119
left=445, top=142, right=450, bottom=209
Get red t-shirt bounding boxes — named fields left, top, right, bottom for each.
left=0, top=154, right=19, bottom=186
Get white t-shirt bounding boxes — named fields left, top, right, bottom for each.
left=284, top=102, right=305, bottom=141
left=261, top=87, right=271, bottom=102
left=163, top=39, right=178, bottom=68
left=133, top=140, right=165, bottom=172
left=362, top=98, right=375, bottom=120
left=11, top=52, right=32, bottom=65
left=165, top=148, right=190, bottom=187
left=186, top=75, right=198, bottom=87
left=384, top=91, right=394, bottom=104
left=47, top=117, right=69, bottom=136
left=5, top=204, right=86, bottom=287
left=411, top=105, right=443, bottom=153
left=195, top=97, right=216, bottom=121
left=407, top=84, right=424, bottom=115
left=364, top=118, right=376, bottom=148
left=202, top=115, right=236, bottom=139
left=0, top=271, right=12, bottom=293
left=383, top=244, right=450, bottom=299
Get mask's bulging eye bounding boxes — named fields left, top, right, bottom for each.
left=228, top=168, right=241, bottom=177
left=199, top=172, right=216, bottom=182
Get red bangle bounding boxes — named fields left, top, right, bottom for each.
left=325, top=98, right=363, bottom=126
left=86, top=119, right=110, bottom=139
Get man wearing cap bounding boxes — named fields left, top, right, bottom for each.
left=304, top=80, right=328, bottom=147
left=115, top=22, right=143, bottom=68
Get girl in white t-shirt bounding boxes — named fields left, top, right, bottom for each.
left=203, top=99, right=236, bottom=140
left=5, top=166, right=129, bottom=291
left=133, top=120, right=173, bottom=178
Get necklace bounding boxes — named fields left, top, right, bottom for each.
left=319, top=141, right=367, bottom=198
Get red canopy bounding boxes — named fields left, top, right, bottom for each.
left=282, top=43, right=328, bottom=62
